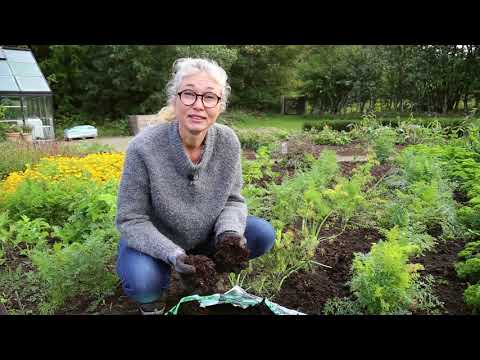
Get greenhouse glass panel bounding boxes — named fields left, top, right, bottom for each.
left=3, top=49, right=35, bottom=63
left=0, top=76, right=20, bottom=92
left=15, top=76, right=51, bottom=92
left=10, top=62, right=43, bottom=77
left=0, top=62, right=12, bottom=75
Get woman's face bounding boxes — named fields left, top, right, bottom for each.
left=174, top=71, right=223, bottom=136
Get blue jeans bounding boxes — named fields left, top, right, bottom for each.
left=116, top=216, right=275, bottom=304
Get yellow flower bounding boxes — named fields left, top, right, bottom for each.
left=0, top=152, right=125, bottom=194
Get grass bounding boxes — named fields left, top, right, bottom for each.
left=230, top=114, right=306, bottom=131
left=223, top=110, right=479, bottom=131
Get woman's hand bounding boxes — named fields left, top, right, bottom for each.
left=168, top=252, right=196, bottom=274
left=216, top=231, right=247, bottom=249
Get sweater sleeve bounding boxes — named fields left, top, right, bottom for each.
left=115, top=142, right=185, bottom=263
left=214, top=147, right=248, bottom=238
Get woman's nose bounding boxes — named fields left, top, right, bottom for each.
left=192, top=95, right=205, bottom=110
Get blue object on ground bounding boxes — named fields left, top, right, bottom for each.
left=64, top=125, right=98, bottom=140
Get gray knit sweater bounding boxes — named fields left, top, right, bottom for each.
left=115, top=120, right=247, bottom=264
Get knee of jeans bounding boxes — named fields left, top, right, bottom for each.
left=122, top=261, right=170, bottom=304
left=260, top=225, right=276, bottom=253
left=250, top=222, right=276, bottom=258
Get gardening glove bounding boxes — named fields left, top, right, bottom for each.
left=167, top=251, right=196, bottom=275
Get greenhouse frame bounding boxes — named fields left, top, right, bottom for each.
left=0, top=46, right=55, bottom=140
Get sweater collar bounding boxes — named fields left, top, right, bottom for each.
left=168, top=120, right=216, bottom=177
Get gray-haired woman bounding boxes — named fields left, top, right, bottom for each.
left=115, top=58, right=275, bottom=314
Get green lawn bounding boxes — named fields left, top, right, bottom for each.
left=227, top=114, right=307, bottom=130
left=224, top=111, right=478, bottom=131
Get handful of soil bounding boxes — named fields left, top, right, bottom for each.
left=214, top=235, right=250, bottom=273
left=182, top=255, right=219, bottom=295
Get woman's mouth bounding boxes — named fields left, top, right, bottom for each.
left=188, top=114, right=206, bottom=122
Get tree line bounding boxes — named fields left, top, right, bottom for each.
left=24, top=45, right=480, bottom=123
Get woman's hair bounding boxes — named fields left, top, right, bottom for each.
left=166, top=58, right=231, bottom=112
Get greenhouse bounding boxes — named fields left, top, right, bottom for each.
left=0, top=46, right=55, bottom=140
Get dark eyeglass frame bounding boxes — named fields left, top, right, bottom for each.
left=177, top=90, right=221, bottom=108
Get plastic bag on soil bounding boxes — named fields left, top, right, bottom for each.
left=166, top=285, right=305, bottom=315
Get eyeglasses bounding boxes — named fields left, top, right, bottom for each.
left=177, top=90, right=221, bottom=108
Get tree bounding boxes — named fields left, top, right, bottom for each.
left=228, top=45, right=302, bottom=111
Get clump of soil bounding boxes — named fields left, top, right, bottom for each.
left=213, top=236, right=250, bottom=273
left=178, top=299, right=272, bottom=315
left=183, top=255, right=219, bottom=295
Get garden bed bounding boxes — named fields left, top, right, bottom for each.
left=1, top=132, right=477, bottom=315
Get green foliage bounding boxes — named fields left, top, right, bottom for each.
left=53, top=180, right=118, bottom=244
left=300, top=160, right=374, bottom=226
left=0, top=211, right=12, bottom=265
left=229, top=45, right=302, bottom=111
left=0, top=264, right=48, bottom=315
left=270, top=133, right=317, bottom=172
left=241, top=146, right=277, bottom=185
left=303, top=119, right=356, bottom=132
left=307, top=125, right=352, bottom=145
left=270, top=150, right=338, bottom=225
left=66, top=141, right=116, bottom=155
left=396, top=148, right=444, bottom=184
left=0, top=177, right=94, bottom=227
left=464, top=283, right=480, bottom=313
left=396, top=117, right=445, bottom=145
left=241, top=184, right=271, bottom=218
left=8, top=215, right=51, bottom=255
left=96, top=118, right=132, bottom=137
left=384, top=172, right=459, bottom=240
left=174, top=45, right=238, bottom=72
left=30, top=228, right=119, bottom=315
left=323, top=297, right=362, bottom=315
left=409, top=274, right=445, bottom=314
left=370, top=126, right=397, bottom=163
left=350, top=227, right=423, bottom=314
left=234, top=127, right=288, bottom=150
left=0, top=126, right=6, bottom=142
left=241, top=221, right=322, bottom=298
left=324, top=274, right=443, bottom=315
left=0, top=142, right=45, bottom=180
left=455, top=257, right=480, bottom=283
left=458, top=241, right=480, bottom=259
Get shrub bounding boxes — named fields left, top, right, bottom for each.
left=303, top=119, right=356, bottom=132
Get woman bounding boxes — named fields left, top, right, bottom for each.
left=115, top=58, right=276, bottom=315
